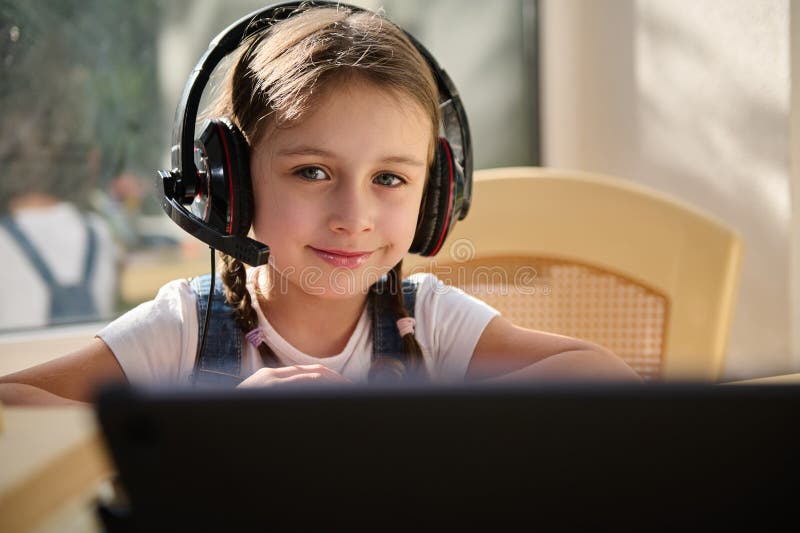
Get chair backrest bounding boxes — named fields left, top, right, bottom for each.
left=404, top=167, right=743, bottom=382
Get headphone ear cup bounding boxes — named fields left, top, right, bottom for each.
left=218, top=118, right=253, bottom=236
left=196, top=118, right=253, bottom=236
left=410, top=137, right=459, bottom=256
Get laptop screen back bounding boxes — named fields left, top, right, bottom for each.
left=94, top=382, right=800, bottom=530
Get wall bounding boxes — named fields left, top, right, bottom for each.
left=541, top=0, right=794, bottom=380
left=791, top=0, right=800, bottom=370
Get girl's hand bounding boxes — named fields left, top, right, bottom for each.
left=236, top=364, right=353, bottom=389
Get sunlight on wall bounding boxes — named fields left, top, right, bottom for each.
left=792, top=0, right=800, bottom=367
left=634, top=0, right=791, bottom=378
left=636, top=0, right=790, bottom=227
left=543, top=0, right=793, bottom=379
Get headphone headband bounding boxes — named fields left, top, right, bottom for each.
left=172, top=2, right=311, bottom=179
left=173, top=1, right=471, bottom=188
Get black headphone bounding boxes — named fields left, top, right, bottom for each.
left=157, top=1, right=473, bottom=266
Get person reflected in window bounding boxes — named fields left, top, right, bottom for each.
left=0, top=101, right=121, bottom=330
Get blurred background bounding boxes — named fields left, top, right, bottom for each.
left=0, top=0, right=797, bottom=381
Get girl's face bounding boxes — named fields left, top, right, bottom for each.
left=250, top=79, right=432, bottom=299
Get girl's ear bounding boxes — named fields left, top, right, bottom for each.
left=409, top=137, right=465, bottom=257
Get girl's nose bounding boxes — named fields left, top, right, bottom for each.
left=328, top=183, right=375, bottom=235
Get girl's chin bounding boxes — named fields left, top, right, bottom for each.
left=262, top=259, right=399, bottom=296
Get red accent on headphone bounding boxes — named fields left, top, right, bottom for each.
left=215, top=122, right=235, bottom=235
left=429, top=139, right=454, bottom=256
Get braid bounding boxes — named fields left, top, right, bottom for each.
left=368, top=260, right=428, bottom=383
left=218, top=253, right=281, bottom=367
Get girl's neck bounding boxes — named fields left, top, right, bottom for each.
left=255, top=266, right=369, bottom=357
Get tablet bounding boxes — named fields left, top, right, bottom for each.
left=94, top=381, right=800, bottom=530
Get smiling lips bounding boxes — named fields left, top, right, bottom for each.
left=310, top=247, right=373, bottom=268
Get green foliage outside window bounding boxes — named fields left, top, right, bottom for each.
left=1, top=0, right=163, bottom=219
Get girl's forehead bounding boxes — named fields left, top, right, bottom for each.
left=259, top=79, right=433, bottom=153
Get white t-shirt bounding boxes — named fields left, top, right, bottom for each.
left=98, top=271, right=500, bottom=385
left=0, top=202, right=120, bottom=330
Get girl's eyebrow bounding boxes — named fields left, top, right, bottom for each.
left=276, top=146, right=426, bottom=168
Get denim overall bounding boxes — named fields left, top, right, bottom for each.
left=188, top=274, right=417, bottom=387
left=0, top=215, right=98, bottom=325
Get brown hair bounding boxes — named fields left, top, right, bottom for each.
left=210, top=6, right=440, bottom=381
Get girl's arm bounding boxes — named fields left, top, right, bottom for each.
left=0, top=337, right=127, bottom=405
left=0, top=383, right=88, bottom=406
left=466, top=316, right=643, bottom=383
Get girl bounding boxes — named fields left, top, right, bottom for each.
left=0, top=4, right=641, bottom=406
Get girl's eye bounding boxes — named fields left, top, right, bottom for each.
left=373, top=173, right=405, bottom=187
left=297, top=167, right=328, bottom=181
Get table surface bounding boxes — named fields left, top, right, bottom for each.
left=0, top=405, right=113, bottom=533
left=722, top=372, right=800, bottom=384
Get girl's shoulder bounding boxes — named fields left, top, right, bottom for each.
left=110, top=277, right=198, bottom=328
left=404, top=272, right=473, bottom=298
left=403, top=271, right=442, bottom=292
left=97, top=277, right=201, bottom=384
left=154, top=277, right=197, bottom=301
left=401, top=274, right=500, bottom=382
left=403, top=272, right=500, bottom=316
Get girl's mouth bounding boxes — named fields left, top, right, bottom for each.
left=309, top=247, right=373, bottom=268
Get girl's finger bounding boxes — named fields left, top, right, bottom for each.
left=272, top=373, right=325, bottom=386
left=283, top=372, right=323, bottom=381
left=271, top=364, right=351, bottom=382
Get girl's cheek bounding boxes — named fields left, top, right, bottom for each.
left=253, top=175, right=300, bottom=218
left=395, top=193, right=425, bottom=224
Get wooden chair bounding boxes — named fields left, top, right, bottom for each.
left=403, top=167, right=743, bottom=382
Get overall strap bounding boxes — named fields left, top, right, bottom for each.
left=370, top=278, right=418, bottom=365
left=0, top=214, right=97, bottom=284
left=81, top=218, right=98, bottom=285
left=0, top=214, right=99, bottom=323
left=0, top=215, right=59, bottom=287
left=189, top=274, right=244, bottom=388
